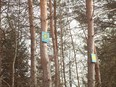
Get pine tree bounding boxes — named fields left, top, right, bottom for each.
left=0, top=0, right=2, bottom=86
left=49, top=0, right=59, bottom=87
left=28, top=0, right=37, bottom=86
left=86, top=0, right=96, bottom=87
left=40, top=0, right=52, bottom=87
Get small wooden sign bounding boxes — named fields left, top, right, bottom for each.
left=91, top=53, right=97, bottom=63
left=42, top=32, right=49, bottom=43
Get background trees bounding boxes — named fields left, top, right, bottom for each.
left=0, top=0, right=115, bottom=87
left=96, top=1, right=116, bottom=87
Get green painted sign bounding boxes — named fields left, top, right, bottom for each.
left=42, top=32, right=49, bottom=43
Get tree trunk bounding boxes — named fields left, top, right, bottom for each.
left=54, top=0, right=58, bottom=51
left=12, top=28, right=17, bottom=87
left=86, top=0, right=95, bottom=87
left=40, top=0, right=52, bottom=87
left=0, top=0, right=2, bottom=86
left=49, top=0, right=59, bottom=87
left=28, top=0, right=37, bottom=87
left=54, top=1, right=60, bottom=86
left=68, top=51, right=72, bottom=87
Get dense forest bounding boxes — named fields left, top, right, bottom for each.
left=0, top=0, right=116, bottom=87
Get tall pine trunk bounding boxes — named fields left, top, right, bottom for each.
left=40, top=0, right=52, bottom=87
left=28, top=0, right=37, bottom=87
left=86, top=0, right=95, bottom=87
left=49, top=0, right=59, bottom=87
left=0, top=0, right=2, bottom=86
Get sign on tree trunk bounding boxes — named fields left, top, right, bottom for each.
left=42, top=31, right=49, bottom=43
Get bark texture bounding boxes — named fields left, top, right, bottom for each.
left=28, top=0, right=37, bottom=87
left=40, top=0, right=52, bottom=87
left=86, top=0, right=96, bottom=87
left=0, top=0, right=2, bottom=85
left=49, top=0, right=59, bottom=87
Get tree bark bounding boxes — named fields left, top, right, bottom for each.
left=12, top=28, right=17, bottom=87
left=49, top=0, right=59, bottom=87
left=68, top=51, right=72, bottom=87
left=40, top=0, right=52, bottom=87
left=54, top=1, right=60, bottom=86
left=86, top=0, right=95, bottom=87
left=0, top=0, right=2, bottom=86
left=28, top=0, right=37, bottom=87
left=54, top=0, right=58, bottom=51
